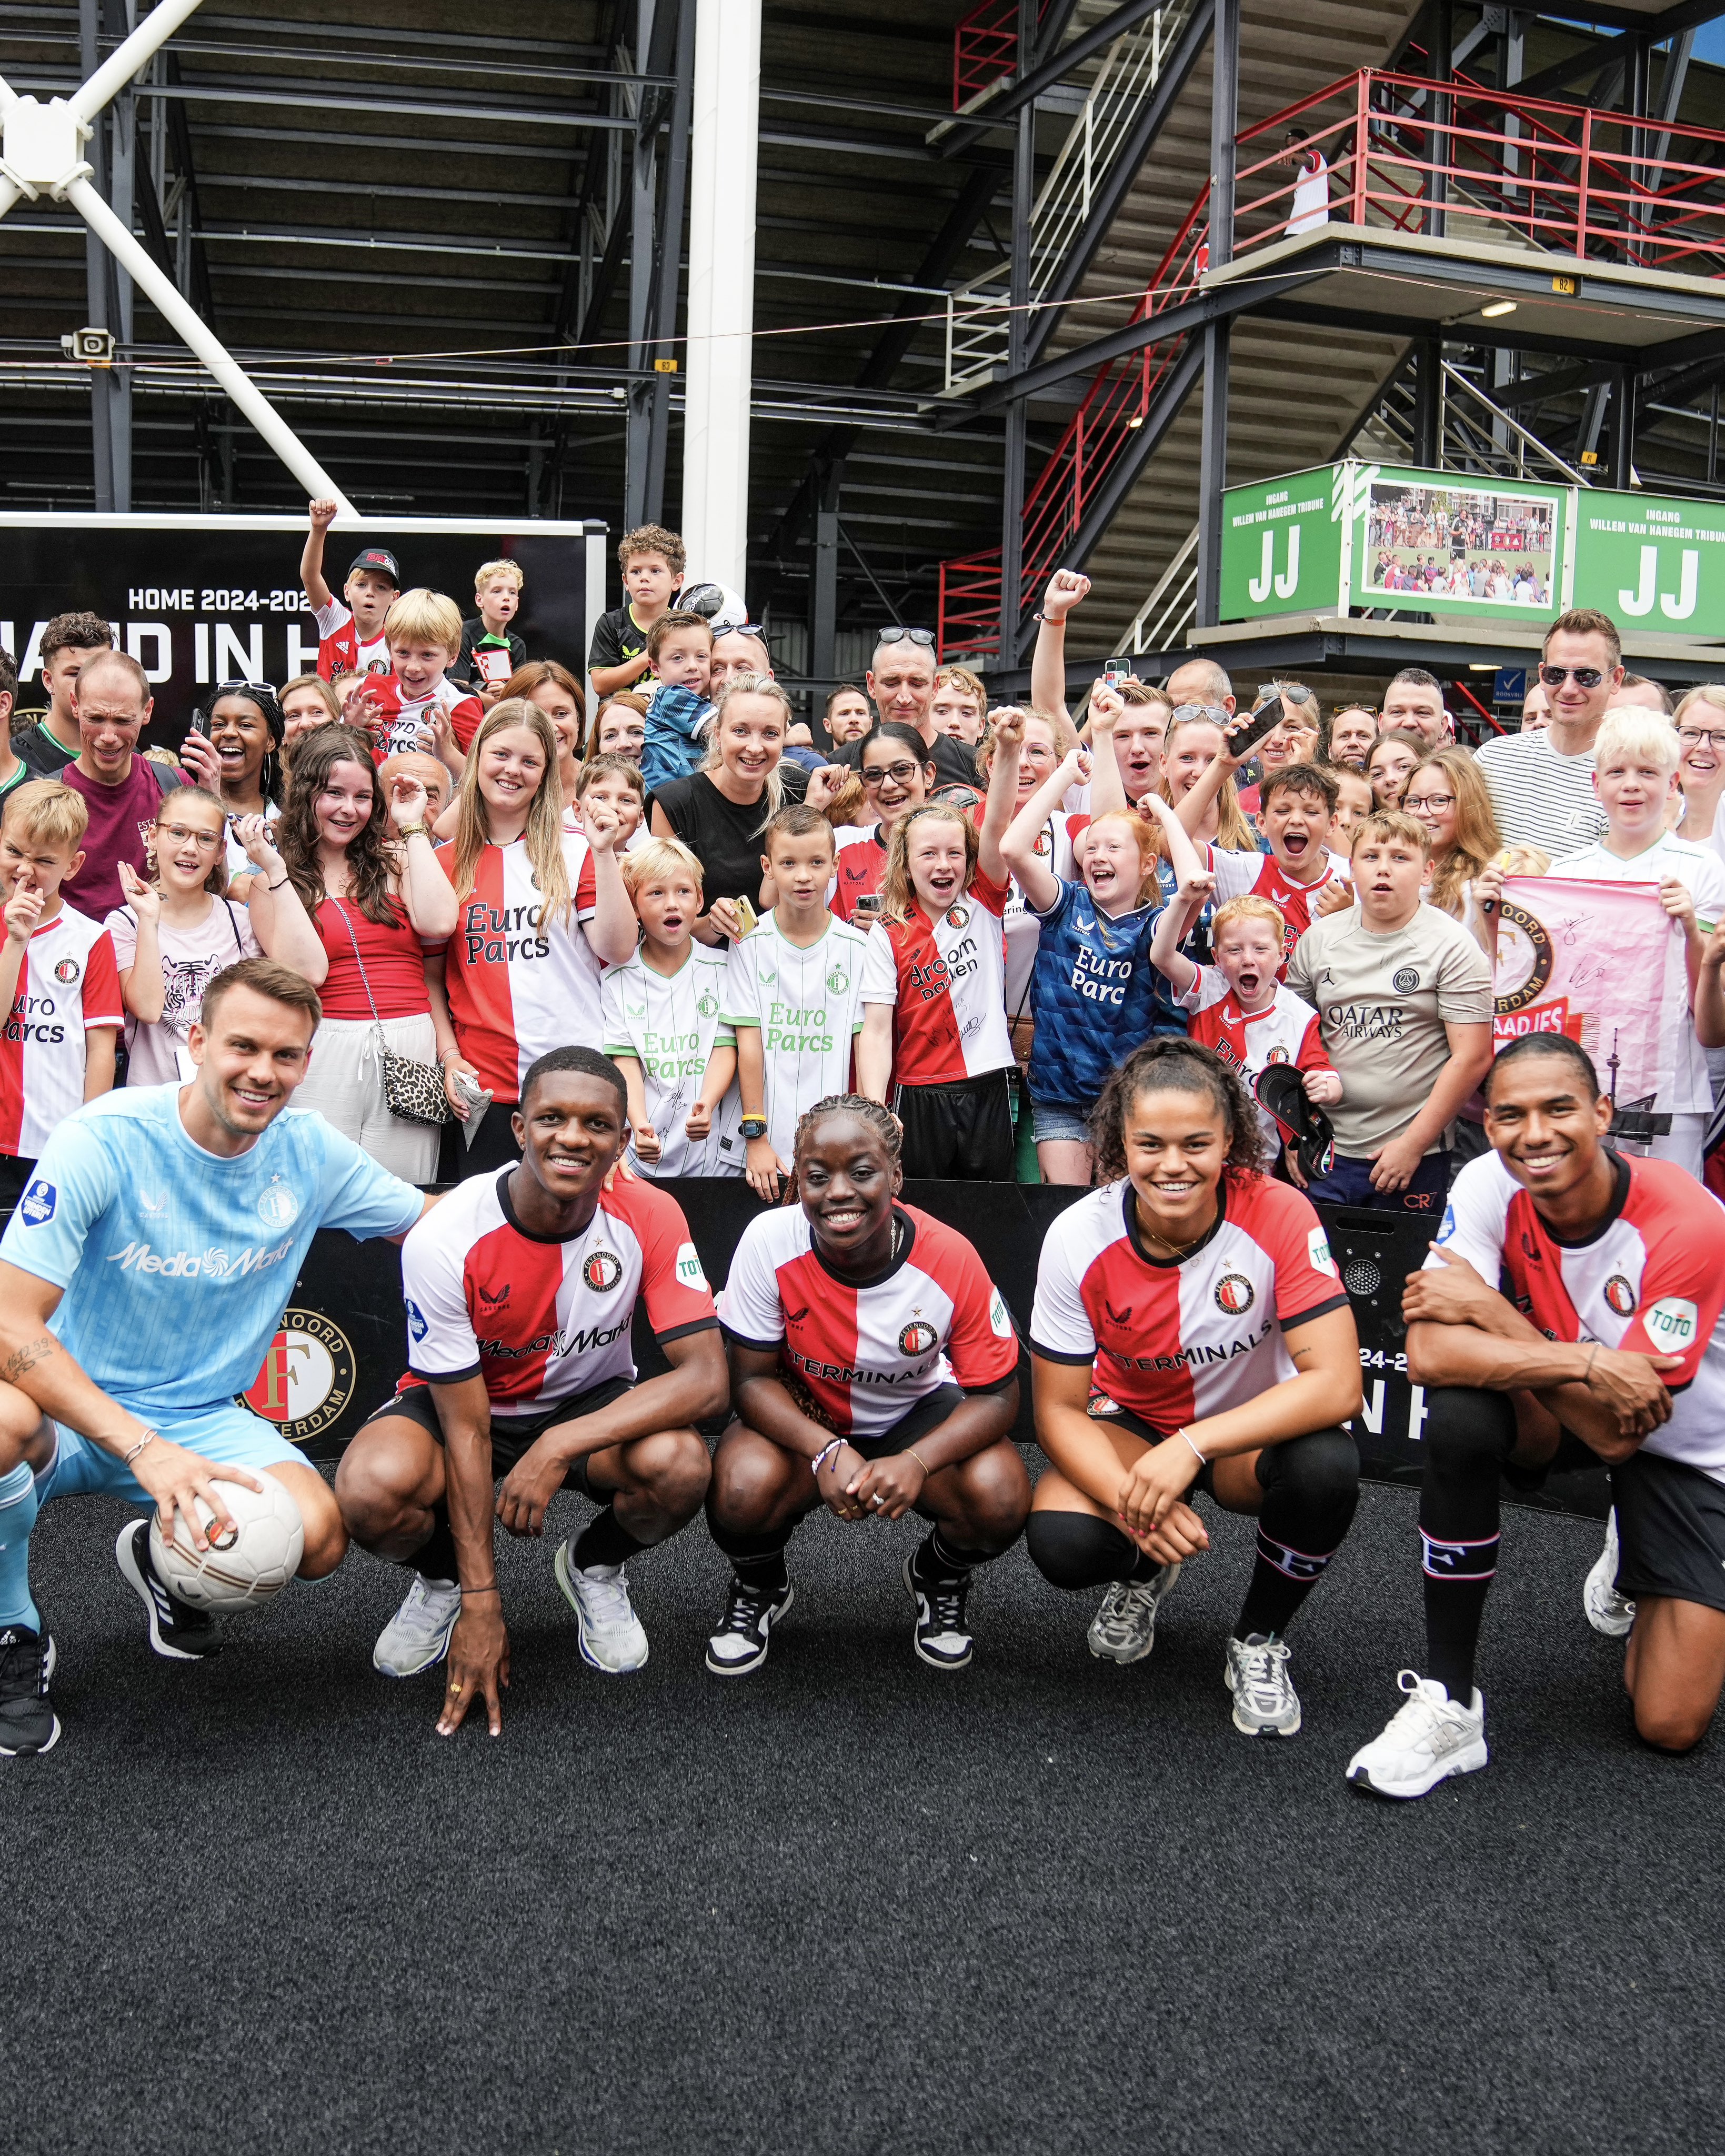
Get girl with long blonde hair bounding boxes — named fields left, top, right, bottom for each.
left=1405, top=747, right=1505, bottom=951
left=429, top=698, right=637, bottom=1174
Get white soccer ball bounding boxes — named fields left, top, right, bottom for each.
left=148, top=1473, right=305, bottom=1610
left=674, top=579, right=750, bottom=631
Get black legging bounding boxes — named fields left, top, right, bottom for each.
left=1027, top=1427, right=1359, bottom=1641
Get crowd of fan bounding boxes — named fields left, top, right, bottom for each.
left=2, top=512, right=1722, bottom=1217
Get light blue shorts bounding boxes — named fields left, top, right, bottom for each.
left=1031, top=1097, right=1092, bottom=1146
left=36, top=1401, right=310, bottom=1509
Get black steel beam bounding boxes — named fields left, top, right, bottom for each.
left=1021, top=0, right=1215, bottom=369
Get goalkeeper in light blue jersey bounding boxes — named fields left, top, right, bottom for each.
left=0, top=958, right=435, bottom=1755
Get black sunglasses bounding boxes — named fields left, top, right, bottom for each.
left=877, top=626, right=935, bottom=648
left=1539, top=664, right=1605, bottom=690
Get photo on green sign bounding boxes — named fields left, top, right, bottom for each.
left=1360, top=477, right=1556, bottom=609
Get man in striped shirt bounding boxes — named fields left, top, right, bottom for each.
left=1473, top=608, right=1621, bottom=859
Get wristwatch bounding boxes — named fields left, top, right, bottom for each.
left=741, top=1117, right=768, bottom=1141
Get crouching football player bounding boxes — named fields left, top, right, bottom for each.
left=335, top=1047, right=727, bottom=1736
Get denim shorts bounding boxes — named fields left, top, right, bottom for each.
left=1031, top=1097, right=1092, bottom=1146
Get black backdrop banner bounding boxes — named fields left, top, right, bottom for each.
left=0, top=514, right=605, bottom=740
left=243, top=1182, right=1609, bottom=1522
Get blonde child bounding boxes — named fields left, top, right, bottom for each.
left=459, top=557, right=527, bottom=705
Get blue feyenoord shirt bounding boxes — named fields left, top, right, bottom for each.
left=0, top=1084, right=422, bottom=1417
left=1026, top=879, right=1181, bottom=1109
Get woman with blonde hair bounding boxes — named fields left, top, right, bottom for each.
left=503, top=658, right=586, bottom=816
left=1674, top=684, right=1725, bottom=856
left=1404, top=747, right=1505, bottom=952
left=649, top=673, right=809, bottom=943
left=429, top=698, right=635, bottom=1174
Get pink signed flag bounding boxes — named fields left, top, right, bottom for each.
left=1492, top=876, right=1681, bottom=1105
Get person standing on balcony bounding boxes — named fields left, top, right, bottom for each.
left=1285, top=128, right=1330, bottom=236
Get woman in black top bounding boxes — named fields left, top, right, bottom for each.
left=649, top=673, right=810, bottom=941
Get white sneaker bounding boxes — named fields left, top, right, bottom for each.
left=1224, top=1633, right=1302, bottom=1738
left=554, top=1545, right=649, bottom=1672
left=1345, top=1670, right=1488, bottom=1800
left=1087, top=1563, right=1182, bottom=1664
left=1583, top=1509, right=1636, bottom=1639
left=373, top=1574, right=461, bottom=1677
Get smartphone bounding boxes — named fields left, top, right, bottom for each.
left=731, top=894, right=758, bottom=940
left=1104, top=655, right=1131, bottom=687
left=1227, top=693, right=1287, bottom=759
left=854, top=890, right=883, bottom=922
left=189, top=705, right=211, bottom=738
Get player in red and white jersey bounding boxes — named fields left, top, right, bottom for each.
left=856, top=766, right=1019, bottom=1182
left=1151, top=891, right=1338, bottom=1168
left=1348, top=1034, right=1725, bottom=1800
left=336, top=1048, right=728, bottom=1737
left=706, top=1094, right=1027, bottom=1677
left=1026, top=1040, right=1362, bottom=1740
left=431, top=701, right=637, bottom=1178
left=300, top=503, right=397, bottom=681
left=0, top=783, right=123, bottom=1186
left=1207, top=765, right=1349, bottom=964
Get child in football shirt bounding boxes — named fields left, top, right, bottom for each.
left=605, top=837, right=744, bottom=1179
left=432, top=700, right=636, bottom=1176
left=855, top=728, right=1018, bottom=1180
left=0, top=781, right=122, bottom=1204
left=300, top=498, right=397, bottom=681
left=829, top=722, right=937, bottom=927
left=588, top=524, right=685, bottom=701
left=715, top=805, right=871, bottom=1202
left=1285, top=810, right=1493, bottom=1212
left=1199, top=762, right=1349, bottom=966
left=571, top=754, right=646, bottom=858
left=638, top=610, right=717, bottom=794
left=457, top=559, right=528, bottom=706
left=367, top=590, right=487, bottom=770
left=1151, top=891, right=1338, bottom=1171
left=1001, top=717, right=1202, bottom=1186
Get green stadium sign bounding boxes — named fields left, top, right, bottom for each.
left=1569, top=490, right=1725, bottom=629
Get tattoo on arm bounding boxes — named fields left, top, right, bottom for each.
left=0, top=1333, right=57, bottom=1385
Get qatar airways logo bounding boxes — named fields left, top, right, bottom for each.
left=106, top=1237, right=295, bottom=1281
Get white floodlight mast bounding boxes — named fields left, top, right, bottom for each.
left=0, top=0, right=358, bottom=517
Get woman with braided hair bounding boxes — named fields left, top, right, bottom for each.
left=1026, top=1040, right=1364, bottom=1739
left=706, top=1093, right=1028, bottom=1677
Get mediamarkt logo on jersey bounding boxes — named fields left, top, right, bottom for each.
left=106, top=1236, right=295, bottom=1280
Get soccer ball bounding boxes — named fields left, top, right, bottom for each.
left=674, top=580, right=749, bottom=632
left=148, top=1473, right=305, bottom=1609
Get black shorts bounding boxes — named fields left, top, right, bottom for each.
left=1611, top=1449, right=1725, bottom=1615
left=364, top=1375, right=634, bottom=1501
left=894, top=1069, right=1014, bottom=1182
left=1087, top=1398, right=1233, bottom=1499
left=727, top=1382, right=970, bottom=1464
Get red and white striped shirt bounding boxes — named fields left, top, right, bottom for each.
left=440, top=833, right=601, bottom=1100
left=0, top=905, right=123, bottom=1159
left=718, top=1202, right=1019, bottom=1440
left=399, top=1169, right=717, bottom=1411
left=1180, top=969, right=1330, bottom=1151
left=313, top=599, right=390, bottom=683
left=364, top=672, right=486, bottom=761
left=1030, top=1175, right=1349, bottom=1432
left=1208, top=845, right=1348, bottom=961
left=859, top=869, right=1013, bottom=1086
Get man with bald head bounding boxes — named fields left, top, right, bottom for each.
left=709, top=627, right=774, bottom=698
left=1165, top=656, right=1235, bottom=718
left=827, top=630, right=978, bottom=785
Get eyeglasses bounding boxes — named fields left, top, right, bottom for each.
left=212, top=678, right=279, bottom=698
left=877, top=626, right=935, bottom=648
left=862, top=761, right=926, bottom=786
left=718, top=624, right=767, bottom=642
left=1678, top=727, right=1725, bottom=751
left=1169, top=702, right=1229, bottom=725
left=1539, top=664, right=1606, bottom=690
left=1403, top=792, right=1456, bottom=813
left=155, top=822, right=223, bottom=851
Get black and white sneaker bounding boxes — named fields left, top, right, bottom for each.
left=0, top=1625, right=58, bottom=1756
left=705, top=1574, right=795, bottom=1677
left=904, top=1551, right=973, bottom=1672
left=115, top=1521, right=223, bottom=1661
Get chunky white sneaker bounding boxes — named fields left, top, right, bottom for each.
left=373, top=1574, right=461, bottom=1678
left=1583, top=1509, right=1636, bottom=1639
left=1224, top=1633, right=1302, bottom=1738
left=1345, top=1670, right=1488, bottom=1799
left=554, top=1546, right=649, bottom=1672
left=1087, top=1563, right=1182, bottom=1665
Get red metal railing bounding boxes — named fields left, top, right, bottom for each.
left=937, top=67, right=1725, bottom=657
left=954, top=0, right=1024, bottom=108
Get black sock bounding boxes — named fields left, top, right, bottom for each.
left=1232, top=1428, right=1359, bottom=1641
left=570, top=1506, right=648, bottom=1572
left=1025, top=1510, right=1159, bottom=1591
left=1419, top=1389, right=1516, bottom=1701
left=413, top=1509, right=458, bottom=1586
left=917, top=1527, right=994, bottom=1580
left=709, top=1522, right=793, bottom=1593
